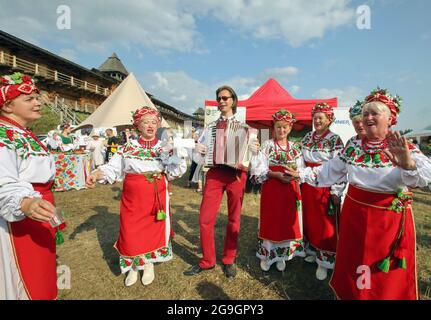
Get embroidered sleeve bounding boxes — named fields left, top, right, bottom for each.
left=249, top=140, right=271, bottom=184
left=294, top=143, right=306, bottom=173
left=299, top=155, right=348, bottom=188
left=329, top=134, right=347, bottom=196
left=163, top=154, right=187, bottom=181
left=400, top=146, right=431, bottom=188
left=98, top=152, right=124, bottom=184
left=0, top=145, right=41, bottom=222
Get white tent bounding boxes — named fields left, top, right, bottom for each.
left=74, top=73, right=169, bottom=131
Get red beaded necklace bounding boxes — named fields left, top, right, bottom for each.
left=0, top=115, right=48, bottom=152
left=274, top=138, right=290, bottom=153
left=361, top=136, right=389, bottom=155
left=138, top=136, right=158, bottom=149
left=311, top=129, right=330, bottom=143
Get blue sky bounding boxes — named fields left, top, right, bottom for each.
left=0, top=0, right=430, bottom=130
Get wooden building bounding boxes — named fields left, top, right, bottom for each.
left=0, top=30, right=202, bottom=128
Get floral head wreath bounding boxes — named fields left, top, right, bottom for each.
left=349, top=100, right=363, bottom=120
left=272, top=109, right=296, bottom=124
left=312, top=102, right=335, bottom=122
left=132, top=106, right=161, bottom=128
left=364, top=87, right=402, bottom=126
left=0, top=72, right=39, bottom=108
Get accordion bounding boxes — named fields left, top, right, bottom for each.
left=204, top=120, right=258, bottom=171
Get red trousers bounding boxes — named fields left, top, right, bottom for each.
left=199, top=167, right=247, bottom=268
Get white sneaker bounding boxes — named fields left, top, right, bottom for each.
left=124, top=269, right=138, bottom=287
left=316, top=265, right=328, bottom=280
left=260, top=260, right=270, bottom=271
left=304, top=255, right=316, bottom=263
left=276, top=260, right=286, bottom=272
left=141, top=263, right=155, bottom=285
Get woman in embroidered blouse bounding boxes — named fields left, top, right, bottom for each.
left=250, top=109, right=306, bottom=272
left=55, top=123, right=77, bottom=152
left=286, top=88, right=431, bottom=299
left=86, top=107, right=186, bottom=287
left=299, top=102, right=345, bottom=281
left=348, top=100, right=366, bottom=143
left=0, top=73, right=58, bottom=300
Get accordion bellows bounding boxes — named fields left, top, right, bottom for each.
left=204, top=120, right=258, bottom=171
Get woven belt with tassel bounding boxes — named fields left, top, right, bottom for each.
left=141, top=172, right=167, bottom=221
left=346, top=189, right=412, bottom=273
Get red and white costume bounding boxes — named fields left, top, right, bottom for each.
left=97, top=138, right=186, bottom=273
left=300, top=130, right=345, bottom=268
left=300, top=138, right=431, bottom=299
left=0, top=117, right=57, bottom=300
left=250, top=139, right=306, bottom=265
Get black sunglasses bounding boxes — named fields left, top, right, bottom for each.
left=217, top=96, right=232, bottom=102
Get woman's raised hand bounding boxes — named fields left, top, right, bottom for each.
left=384, top=131, right=417, bottom=170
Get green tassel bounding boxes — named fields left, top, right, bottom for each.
left=377, top=257, right=391, bottom=273
left=328, top=201, right=335, bottom=216
left=399, top=257, right=407, bottom=270
left=157, top=210, right=167, bottom=221
left=55, top=230, right=64, bottom=246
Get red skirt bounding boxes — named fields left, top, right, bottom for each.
left=115, top=173, right=171, bottom=257
left=259, top=166, right=302, bottom=242
left=9, top=182, right=57, bottom=300
left=330, top=185, right=417, bottom=300
left=301, top=170, right=337, bottom=253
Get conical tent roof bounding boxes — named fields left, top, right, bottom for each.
left=74, top=73, right=169, bottom=131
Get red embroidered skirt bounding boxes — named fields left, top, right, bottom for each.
left=301, top=162, right=337, bottom=253
left=115, top=173, right=171, bottom=257
left=259, top=166, right=302, bottom=242
left=330, top=185, right=417, bottom=300
left=9, top=181, right=57, bottom=300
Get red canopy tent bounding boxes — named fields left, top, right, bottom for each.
left=205, top=78, right=337, bottom=130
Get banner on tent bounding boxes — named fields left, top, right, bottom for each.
left=328, top=108, right=356, bottom=144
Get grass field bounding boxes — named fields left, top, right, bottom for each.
left=55, top=174, right=431, bottom=300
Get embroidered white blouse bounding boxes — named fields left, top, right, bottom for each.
left=300, top=130, right=346, bottom=196
left=97, top=139, right=187, bottom=183
left=250, top=139, right=306, bottom=184
left=0, top=123, right=55, bottom=222
left=299, top=138, right=431, bottom=192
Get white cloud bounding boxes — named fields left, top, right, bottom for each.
left=0, top=0, right=356, bottom=53
left=140, top=65, right=300, bottom=114
left=313, top=86, right=364, bottom=108
left=192, top=0, right=356, bottom=47
left=0, top=0, right=201, bottom=54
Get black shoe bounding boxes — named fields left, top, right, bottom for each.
left=183, top=264, right=214, bottom=276
left=223, top=264, right=237, bottom=278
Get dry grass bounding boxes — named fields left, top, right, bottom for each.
left=54, top=175, right=431, bottom=300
